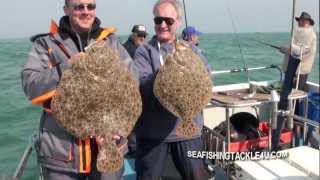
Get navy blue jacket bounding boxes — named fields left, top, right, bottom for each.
left=123, top=36, right=139, bottom=58
left=133, top=36, right=212, bottom=142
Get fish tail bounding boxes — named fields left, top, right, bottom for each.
left=176, top=120, right=199, bottom=138
left=97, top=141, right=123, bottom=172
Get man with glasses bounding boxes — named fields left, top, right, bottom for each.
left=22, top=0, right=131, bottom=179
left=133, top=0, right=211, bottom=179
left=123, top=25, right=148, bottom=58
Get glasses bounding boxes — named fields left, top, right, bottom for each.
left=71, top=3, right=96, bottom=11
left=137, top=34, right=146, bottom=38
left=153, top=17, right=175, bottom=26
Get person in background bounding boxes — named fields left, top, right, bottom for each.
left=279, top=11, right=317, bottom=91
left=123, top=25, right=147, bottom=158
left=182, top=26, right=202, bottom=46
left=21, top=0, right=131, bottom=179
left=123, top=25, right=148, bottom=58
left=133, top=0, right=211, bottom=179
left=273, top=11, right=317, bottom=151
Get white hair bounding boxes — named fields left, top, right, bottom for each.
left=153, top=0, right=183, bottom=20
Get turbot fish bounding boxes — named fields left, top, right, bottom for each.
left=153, top=41, right=213, bottom=138
left=51, top=42, right=142, bottom=172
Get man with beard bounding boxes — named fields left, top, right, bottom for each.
left=279, top=12, right=317, bottom=91
left=22, top=0, right=131, bottom=179
left=123, top=25, right=148, bottom=58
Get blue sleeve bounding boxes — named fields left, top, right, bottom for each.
left=133, top=45, right=158, bottom=109
left=133, top=45, right=155, bottom=87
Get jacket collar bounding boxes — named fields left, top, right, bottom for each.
left=58, top=16, right=103, bottom=51
left=149, top=35, right=174, bottom=54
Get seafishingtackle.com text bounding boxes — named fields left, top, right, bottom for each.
left=187, top=151, right=289, bottom=161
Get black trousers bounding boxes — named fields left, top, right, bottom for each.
left=42, top=167, right=123, bottom=180
left=272, top=56, right=310, bottom=150
left=135, top=137, right=209, bottom=180
left=127, top=132, right=137, bottom=158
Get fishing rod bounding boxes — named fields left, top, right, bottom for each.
left=255, top=41, right=280, bottom=50
left=181, top=0, right=194, bottom=41
left=225, top=0, right=250, bottom=83
left=289, top=0, right=296, bottom=55
left=182, top=0, right=188, bottom=29
left=245, top=38, right=281, bottom=50
left=291, top=0, right=301, bottom=131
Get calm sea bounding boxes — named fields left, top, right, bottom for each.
left=0, top=33, right=319, bottom=179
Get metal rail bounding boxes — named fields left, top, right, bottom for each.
left=211, top=64, right=283, bottom=82
left=12, top=134, right=37, bottom=180
left=292, top=115, right=320, bottom=128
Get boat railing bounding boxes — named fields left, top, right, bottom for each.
left=292, top=114, right=320, bottom=147
left=211, top=64, right=283, bottom=82
left=12, top=134, right=38, bottom=180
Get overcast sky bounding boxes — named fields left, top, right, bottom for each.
left=0, top=0, right=318, bottom=38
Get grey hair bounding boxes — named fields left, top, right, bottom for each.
left=65, top=0, right=70, bottom=6
left=153, top=0, right=183, bottom=20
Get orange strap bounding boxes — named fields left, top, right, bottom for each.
left=43, top=108, right=53, bottom=113
left=68, top=144, right=74, bottom=161
left=96, top=27, right=117, bottom=41
left=79, top=138, right=92, bottom=173
left=31, top=90, right=56, bottom=105
left=50, top=19, right=58, bottom=34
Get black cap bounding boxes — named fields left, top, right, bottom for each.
left=295, top=12, right=314, bottom=26
left=131, top=25, right=147, bottom=37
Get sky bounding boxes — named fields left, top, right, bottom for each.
left=0, top=0, right=319, bottom=39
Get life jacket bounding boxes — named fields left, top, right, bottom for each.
left=30, top=20, right=116, bottom=173
left=31, top=20, right=116, bottom=111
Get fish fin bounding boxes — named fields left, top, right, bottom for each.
left=176, top=119, right=199, bottom=138
left=97, top=141, right=123, bottom=172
